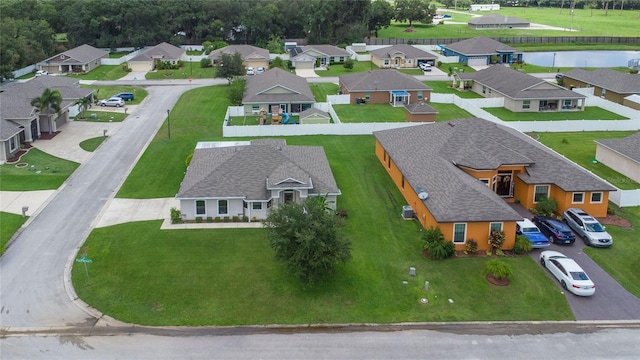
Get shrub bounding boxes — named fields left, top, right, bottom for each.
left=343, top=57, right=354, bottom=70
left=488, top=230, right=506, bottom=250
left=423, top=227, right=455, bottom=260
left=195, top=216, right=203, bottom=223
left=200, top=58, right=212, bottom=68
left=232, top=216, right=239, bottom=222
left=535, top=197, right=558, bottom=217
left=206, top=217, right=213, bottom=223
left=170, top=207, right=183, bottom=224
left=484, top=259, right=513, bottom=280
left=465, top=239, right=478, bottom=254
left=242, top=216, right=249, bottom=222
left=223, top=216, right=230, bottom=222
left=514, top=235, right=533, bottom=255
left=214, top=217, right=221, bottom=222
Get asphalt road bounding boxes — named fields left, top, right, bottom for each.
left=530, top=240, right=640, bottom=320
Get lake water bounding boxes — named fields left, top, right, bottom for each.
left=523, top=51, right=640, bottom=68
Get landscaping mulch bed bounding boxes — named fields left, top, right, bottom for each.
left=598, top=215, right=632, bottom=228
left=38, top=131, right=60, bottom=140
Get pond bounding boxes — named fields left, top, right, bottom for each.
left=523, top=51, right=640, bottom=68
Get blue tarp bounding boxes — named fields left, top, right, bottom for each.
left=391, top=90, right=409, bottom=96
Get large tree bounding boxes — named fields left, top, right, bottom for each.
left=367, top=0, right=395, bottom=37
left=264, top=196, right=351, bottom=284
left=30, top=88, right=62, bottom=134
left=394, top=0, right=435, bottom=26
left=215, top=51, right=245, bottom=83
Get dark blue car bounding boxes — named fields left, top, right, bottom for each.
left=532, top=216, right=576, bottom=245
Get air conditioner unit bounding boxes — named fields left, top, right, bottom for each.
left=402, top=205, right=414, bottom=220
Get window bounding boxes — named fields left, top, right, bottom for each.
left=196, top=200, right=206, bottom=215
left=252, top=202, right=262, bottom=210
left=417, top=91, right=423, bottom=100
left=218, top=200, right=228, bottom=215
left=489, top=222, right=503, bottom=234
left=534, top=185, right=549, bottom=203
left=252, top=104, right=260, bottom=111
left=383, top=151, right=387, bottom=162
left=480, top=178, right=490, bottom=187
left=339, top=56, right=344, bottom=62
left=384, top=59, right=389, bottom=66
left=365, top=92, right=370, bottom=101
left=401, top=176, right=405, bottom=189
left=9, top=137, right=16, bottom=152
left=453, top=223, right=466, bottom=244
left=591, top=192, right=603, bottom=204
left=601, top=88, right=607, bottom=96
left=522, top=100, right=530, bottom=109
left=572, top=192, right=584, bottom=204
left=482, top=86, right=486, bottom=94
left=267, top=199, right=272, bottom=208
left=387, top=155, right=391, bottom=169
left=564, top=99, right=572, bottom=107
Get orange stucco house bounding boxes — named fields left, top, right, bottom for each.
left=373, top=118, right=615, bottom=251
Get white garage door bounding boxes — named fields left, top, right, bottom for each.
left=129, top=61, right=153, bottom=72
left=295, top=61, right=314, bottom=70
left=467, top=57, right=487, bottom=67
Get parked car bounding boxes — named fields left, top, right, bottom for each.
left=246, top=67, right=255, bottom=75
left=419, top=63, right=432, bottom=71
left=540, top=251, right=596, bottom=296
left=256, top=67, right=265, bottom=74
left=35, top=70, right=48, bottom=77
left=555, top=73, right=564, bottom=80
left=516, top=218, right=550, bottom=248
left=99, top=97, right=125, bottom=107
left=113, top=92, right=134, bottom=101
left=532, top=216, right=576, bottom=244
left=562, top=208, right=613, bottom=248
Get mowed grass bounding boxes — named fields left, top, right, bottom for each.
left=66, top=65, right=129, bottom=81
left=1, top=212, right=27, bottom=255
left=484, top=107, right=628, bottom=121
left=535, top=131, right=639, bottom=190
left=74, top=129, right=572, bottom=325
left=429, top=103, right=474, bottom=121
left=376, top=8, right=640, bottom=38
left=75, top=111, right=128, bottom=122
left=79, top=137, right=106, bottom=152
left=584, top=206, right=640, bottom=298
left=425, top=81, right=483, bottom=98
left=81, top=85, right=148, bottom=104
left=333, top=103, right=406, bottom=122
left=310, top=82, right=340, bottom=102
left=0, top=148, right=79, bottom=191
left=316, top=61, right=378, bottom=77
left=145, top=65, right=216, bottom=79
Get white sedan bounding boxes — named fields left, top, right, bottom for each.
left=540, top=251, right=595, bottom=296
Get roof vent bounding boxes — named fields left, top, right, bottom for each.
left=448, top=122, right=455, bottom=127
left=416, top=187, right=429, bottom=200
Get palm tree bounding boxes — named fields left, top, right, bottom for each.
left=74, top=97, right=91, bottom=119
left=30, top=88, right=62, bottom=134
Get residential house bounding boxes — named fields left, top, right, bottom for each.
left=37, top=44, right=108, bottom=74
left=455, top=65, right=586, bottom=112
left=441, top=36, right=523, bottom=66
left=373, top=118, right=615, bottom=251
left=242, top=68, right=315, bottom=115
left=208, top=45, right=270, bottom=70
left=594, top=132, right=640, bottom=184
left=563, top=68, right=640, bottom=106
left=338, top=69, right=432, bottom=106
left=176, top=139, right=341, bottom=221
left=289, top=45, right=350, bottom=69
left=370, top=44, right=437, bottom=69
left=468, top=14, right=530, bottom=29
left=0, top=77, right=94, bottom=163
left=128, top=42, right=185, bottom=72
left=299, top=108, right=331, bottom=124
left=404, top=102, right=438, bottom=122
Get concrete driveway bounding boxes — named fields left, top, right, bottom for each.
left=295, top=68, right=319, bottom=78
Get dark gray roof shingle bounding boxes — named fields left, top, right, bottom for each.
left=564, top=68, right=640, bottom=94
left=340, top=69, right=431, bottom=92
left=370, top=44, right=436, bottom=60
left=595, top=132, right=640, bottom=163
left=243, top=68, right=314, bottom=104
left=208, top=45, right=269, bottom=61
left=177, top=140, right=340, bottom=200
left=39, top=44, right=108, bottom=65
left=444, top=36, right=519, bottom=55
left=130, top=42, right=185, bottom=62
left=374, top=118, right=614, bottom=223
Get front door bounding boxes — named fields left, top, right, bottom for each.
left=493, top=171, right=513, bottom=197
left=283, top=191, right=294, bottom=204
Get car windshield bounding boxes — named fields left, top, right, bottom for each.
left=584, top=222, right=605, bottom=232
left=522, top=227, right=538, bottom=233
left=570, top=271, right=589, bottom=281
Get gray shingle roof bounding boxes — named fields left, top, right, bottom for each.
left=130, top=42, right=185, bottom=62
left=468, top=14, right=530, bottom=26
left=208, top=45, right=269, bottom=61
left=339, top=69, right=431, bottom=92
left=243, top=68, right=314, bottom=104
left=299, top=108, right=330, bottom=119
left=301, top=45, right=350, bottom=57
left=443, top=36, right=518, bottom=55
left=595, top=132, right=640, bottom=163
left=39, top=44, right=108, bottom=65
left=404, top=102, right=438, bottom=114
left=457, top=65, right=584, bottom=100
left=0, top=119, right=23, bottom=141
left=374, top=118, right=614, bottom=223
left=176, top=139, right=340, bottom=200
left=564, top=68, right=640, bottom=94
left=370, top=44, right=436, bottom=60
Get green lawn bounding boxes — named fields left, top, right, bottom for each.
left=108, top=52, right=129, bottom=59
left=80, top=85, right=148, bottom=104
left=228, top=115, right=301, bottom=126
left=145, top=65, right=216, bottom=79
left=66, top=65, right=129, bottom=81
left=377, top=8, right=640, bottom=39
left=584, top=205, right=640, bottom=298
left=484, top=107, right=629, bottom=121
left=425, top=81, right=483, bottom=98
left=79, top=137, right=107, bottom=152
left=316, top=61, right=379, bottom=77
left=75, top=111, right=128, bottom=123
left=1, top=212, right=27, bottom=255
left=333, top=103, right=406, bottom=123
left=429, top=103, right=474, bottom=121
left=0, top=148, right=79, bottom=191
left=535, top=131, right=640, bottom=190
left=310, top=83, right=340, bottom=102
left=74, top=126, right=572, bottom=325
